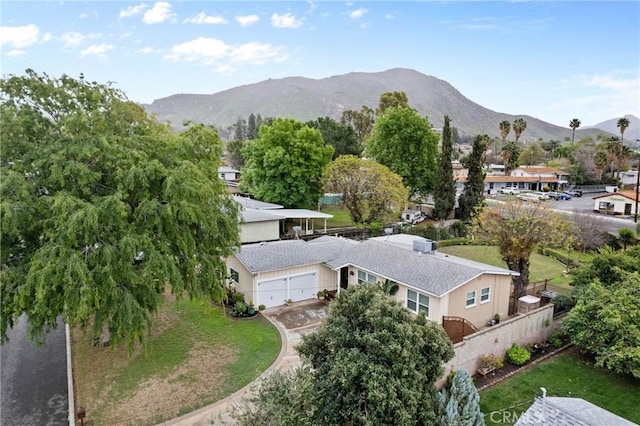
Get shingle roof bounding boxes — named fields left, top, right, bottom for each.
left=234, top=195, right=283, bottom=210
left=326, top=239, right=513, bottom=297
left=233, top=235, right=514, bottom=296
left=515, top=397, right=636, bottom=426
left=235, top=236, right=357, bottom=273
left=592, top=190, right=639, bottom=202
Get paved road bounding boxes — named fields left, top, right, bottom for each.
left=1, top=315, right=69, bottom=426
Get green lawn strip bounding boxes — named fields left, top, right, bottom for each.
left=75, top=297, right=280, bottom=422
left=320, top=206, right=355, bottom=228
left=437, top=245, right=566, bottom=283
left=480, top=352, right=640, bottom=425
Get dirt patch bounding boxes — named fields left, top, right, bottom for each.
left=101, top=344, right=237, bottom=425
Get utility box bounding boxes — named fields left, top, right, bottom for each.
left=518, top=295, right=541, bottom=314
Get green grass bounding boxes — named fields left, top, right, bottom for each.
left=480, top=352, right=640, bottom=425
left=437, top=245, right=567, bottom=283
left=320, top=205, right=356, bottom=228
left=73, top=297, right=281, bottom=424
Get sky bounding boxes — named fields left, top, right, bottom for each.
left=1, top=1, right=639, bottom=128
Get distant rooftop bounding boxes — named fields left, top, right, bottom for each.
left=515, top=397, right=636, bottom=426
left=234, top=195, right=283, bottom=210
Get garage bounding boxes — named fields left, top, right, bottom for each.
left=258, top=272, right=318, bottom=308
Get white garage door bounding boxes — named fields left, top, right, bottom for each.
left=258, top=277, right=288, bottom=308
left=257, top=272, right=318, bottom=308
left=289, top=272, right=317, bottom=303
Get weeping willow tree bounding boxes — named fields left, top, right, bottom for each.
left=1, top=70, right=240, bottom=348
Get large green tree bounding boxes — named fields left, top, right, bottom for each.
left=366, top=107, right=439, bottom=197
left=341, top=105, right=375, bottom=146
left=0, top=70, right=240, bottom=347
left=322, top=156, right=408, bottom=225
left=377, top=91, right=410, bottom=116
left=434, top=115, right=457, bottom=220
left=563, top=269, right=640, bottom=379
left=473, top=201, right=571, bottom=304
left=238, top=284, right=454, bottom=425
left=305, top=116, right=361, bottom=159
left=240, top=118, right=333, bottom=209
left=458, top=135, right=488, bottom=222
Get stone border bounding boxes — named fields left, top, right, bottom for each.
left=476, top=343, right=573, bottom=392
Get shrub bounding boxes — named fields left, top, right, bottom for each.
left=436, top=238, right=471, bottom=248
left=547, top=330, right=565, bottom=348
left=479, top=354, right=504, bottom=370
left=552, top=294, right=576, bottom=314
left=506, top=343, right=531, bottom=366
left=258, top=304, right=266, bottom=311
left=232, top=292, right=246, bottom=305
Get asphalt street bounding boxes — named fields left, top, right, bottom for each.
left=1, top=315, right=69, bottom=426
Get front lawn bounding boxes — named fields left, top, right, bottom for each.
left=72, top=296, right=281, bottom=425
left=480, top=351, right=640, bottom=425
left=437, top=245, right=567, bottom=284
left=320, top=205, right=356, bottom=228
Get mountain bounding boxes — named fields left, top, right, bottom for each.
left=143, top=68, right=610, bottom=142
left=584, top=115, right=640, bottom=144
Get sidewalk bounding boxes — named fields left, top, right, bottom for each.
left=157, top=300, right=326, bottom=426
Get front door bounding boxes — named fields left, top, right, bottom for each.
left=340, top=267, right=349, bottom=290
left=625, top=203, right=632, bottom=215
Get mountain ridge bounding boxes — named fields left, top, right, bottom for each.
left=143, top=68, right=617, bottom=142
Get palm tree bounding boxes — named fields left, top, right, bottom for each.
left=501, top=141, right=521, bottom=176
left=498, top=120, right=511, bottom=152
left=513, top=118, right=527, bottom=143
left=617, top=117, right=630, bottom=145
left=569, top=118, right=581, bottom=144
left=604, top=138, right=622, bottom=179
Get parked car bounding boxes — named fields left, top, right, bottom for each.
left=500, top=187, right=520, bottom=195
left=548, top=191, right=572, bottom=200
left=565, top=189, right=583, bottom=197
left=517, top=193, right=539, bottom=202
left=531, top=192, right=550, bottom=201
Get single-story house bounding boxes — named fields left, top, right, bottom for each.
left=226, top=234, right=515, bottom=329
left=218, top=166, right=241, bottom=182
left=455, top=166, right=568, bottom=195
left=515, top=392, right=635, bottom=425
left=234, top=195, right=334, bottom=243
left=592, top=190, right=639, bottom=216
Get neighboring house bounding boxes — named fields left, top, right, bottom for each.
left=226, top=234, right=514, bottom=330
left=619, top=170, right=639, bottom=188
left=592, top=190, right=639, bottom=216
left=218, top=166, right=241, bottom=182
left=234, top=195, right=334, bottom=242
left=455, top=166, right=568, bottom=195
left=515, top=392, right=635, bottom=425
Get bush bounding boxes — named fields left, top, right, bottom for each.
left=548, top=330, right=565, bottom=348
left=552, top=294, right=576, bottom=314
left=540, top=247, right=581, bottom=268
left=480, top=354, right=504, bottom=370
left=436, top=238, right=471, bottom=248
left=232, top=292, right=246, bottom=305
left=506, top=343, right=531, bottom=366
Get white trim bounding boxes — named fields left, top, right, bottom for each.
left=480, top=286, right=491, bottom=304
left=465, top=290, right=477, bottom=308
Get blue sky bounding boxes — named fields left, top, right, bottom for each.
left=1, top=1, right=638, bottom=127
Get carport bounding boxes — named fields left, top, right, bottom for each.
left=275, top=209, right=333, bottom=235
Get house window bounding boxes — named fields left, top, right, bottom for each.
left=230, top=268, right=239, bottom=283
left=220, top=173, right=226, bottom=179
left=466, top=291, right=476, bottom=307
left=407, top=289, right=429, bottom=316
left=357, top=270, right=378, bottom=285
left=481, top=287, right=490, bottom=303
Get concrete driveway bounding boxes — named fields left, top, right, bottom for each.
left=160, top=300, right=329, bottom=426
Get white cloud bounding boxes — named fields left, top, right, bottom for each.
left=41, top=33, right=52, bottom=43
left=235, top=14, right=259, bottom=27
left=120, top=3, right=147, bottom=18
left=271, top=13, right=303, bottom=29
left=143, top=2, right=173, bottom=24
left=80, top=43, right=114, bottom=57
left=165, top=37, right=229, bottom=63
left=6, top=49, right=27, bottom=57
left=60, top=31, right=101, bottom=49
left=349, top=8, right=368, bottom=19
left=230, top=42, right=288, bottom=65
left=165, top=37, right=288, bottom=67
left=0, top=24, right=40, bottom=48
left=345, top=1, right=354, bottom=6
left=385, top=13, right=394, bottom=20
left=581, top=74, right=638, bottom=92
left=137, top=46, right=160, bottom=54
left=184, top=12, right=228, bottom=25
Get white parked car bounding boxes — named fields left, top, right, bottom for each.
left=531, top=192, right=550, bottom=200
left=500, top=187, right=520, bottom=195
left=517, top=193, right=539, bottom=202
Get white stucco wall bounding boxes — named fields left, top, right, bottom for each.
left=240, top=221, right=280, bottom=244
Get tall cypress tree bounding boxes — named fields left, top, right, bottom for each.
left=434, top=115, right=457, bottom=220
left=459, top=135, right=488, bottom=222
